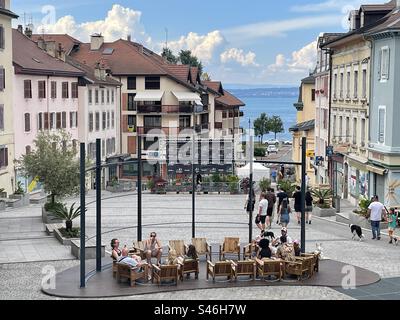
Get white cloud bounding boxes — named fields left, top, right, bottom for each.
left=291, top=0, right=387, bottom=13
left=35, top=4, right=150, bottom=43
left=220, top=48, right=259, bottom=66
left=268, top=41, right=317, bottom=75
left=166, top=31, right=226, bottom=63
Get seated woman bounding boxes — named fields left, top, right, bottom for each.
left=293, top=240, right=301, bottom=257
left=110, top=238, right=122, bottom=261
left=184, top=244, right=198, bottom=261
left=255, top=238, right=272, bottom=265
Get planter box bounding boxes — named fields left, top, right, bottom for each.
left=9, top=194, right=30, bottom=206
left=348, top=211, right=388, bottom=230
left=42, top=206, right=63, bottom=224
left=313, top=206, right=336, bottom=217
left=54, top=228, right=79, bottom=246
left=70, top=239, right=105, bottom=260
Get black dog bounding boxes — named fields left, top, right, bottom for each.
left=349, top=224, right=364, bottom=241
left=262, top=231, right=275, bottom=240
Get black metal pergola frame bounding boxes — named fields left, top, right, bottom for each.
left=78, top=136, right=307, bottom=288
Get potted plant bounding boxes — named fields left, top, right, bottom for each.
left=259, top=178, right=271, bottom=193
left=9, top=181, right=30, bottom=206
left=50, top=202, right=86, bottom=245
left=311, top=188, right=336, bottom=217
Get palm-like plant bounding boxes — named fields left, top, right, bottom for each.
left=259, top=178, right=271, bottom=192
left=278, top=179, right=296, bottom=195
left=311, top=188, right=333, bottom=208
left=50, top=202, right=86, bottom=231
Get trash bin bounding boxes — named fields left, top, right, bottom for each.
left=333, top=196, right=340, bottom=213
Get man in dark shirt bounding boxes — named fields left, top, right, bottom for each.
left=293, top=186, right=302, bottom=224
left=276, top=187, right=288, bottom=224
left=265, top=188, right=276, bottom=229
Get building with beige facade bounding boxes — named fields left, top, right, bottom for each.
left=290, top=75, right=316, bottom=186
left=0, top=0, right=17, bottom=195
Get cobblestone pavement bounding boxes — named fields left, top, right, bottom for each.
left=1, top=192, right=399, bottom=299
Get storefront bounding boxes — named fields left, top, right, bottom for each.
left=347, top=157, right=369, bottom=205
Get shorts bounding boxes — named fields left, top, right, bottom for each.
left=280, top=214, right=290, bottom=224
left=294, top=205, right=301, bottom=212
left=267, top=207, right=273, bottom=216
left=260, top=215, right=267, bottom=224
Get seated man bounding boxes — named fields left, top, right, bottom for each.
left=144, top=232, right=163, bottom=265
left=272, top=227, right=293, bottom=247
left=275, top=236, right=296, bottom=262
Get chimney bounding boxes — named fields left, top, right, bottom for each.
left=17, top=25, right=23, bottom=33
left=349, top=10, right=359, bottom=31
left=94, top=62, right=106, bottom=81
left=37, top=36, right=45, bottom=50
left=24, top=26, right=32, bottom=38
left=127, top=35, right=131, bottom=42
left=57, top=43, right=66, bottom=61
left=90, top=33, right=104, bottom=51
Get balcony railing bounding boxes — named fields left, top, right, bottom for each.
left=136, top=104, right=208, bottom=114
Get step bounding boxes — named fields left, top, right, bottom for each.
left=45, top=223, right=64, bottom=235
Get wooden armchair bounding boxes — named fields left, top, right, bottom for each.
left=168, top=240, right=187, bottom=257
left=243, top=243, right=258, bottom=260
left=283, top=256, right=312, bottom=281
left=131, top=241, right=146, bottom=259
left=231, top=260, right=256, bottom=281
left=192, top=238, right=212, bottom=261
left=207, top=260, right=234, bottom=282
left=300, top=252, right=320, bottom=274
left=152, top=264, right=179, bottom=286
left=219, top=237, right=240, bottom=261
left=116, top=262, right=148, bottom=287
left=256, top=258, right=283, bottom=281
left=179, top=258, right=199, bottom=280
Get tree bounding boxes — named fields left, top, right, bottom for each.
left=201, top=72, right=211, bottom=81
left=268, top=115, right=284, bottom=140
left=19, top=131, right=80, bottom=204
left=253, top=113, right=269, bottom=143
left=161, top=47, right=178, bottom=64
left=178, top=50, right=203, bottom=74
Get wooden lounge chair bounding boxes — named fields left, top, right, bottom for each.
left=168, top=240, right=187, bottom=257
left=192, top=238, right=212, bottom=261
left=294, top=255, right=315, bottom=279
left=206, top=260, right=233, bottom=282
left=116, top=262, right=148, bottom=287
left=256, top=258, right=283, bottom=281
left=300, top=252, right=320, bottom=274
left=112, top=260, right=117, bottom=278
left=231, top=260, right=256, bottom=281
left=179, top=258, right=199, bottom=281
left=243, top=243, right=258, bottom=260
left=219, top=237, right=240, bottom=261
left=152, top=264, right=179, bottom=286
left=132, top=241, right=146, bottom=259
left=283, top=256, right=312, bottom=281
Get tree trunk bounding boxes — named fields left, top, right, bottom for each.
left=51, top=194, right=55, bottom=204
left=274, top=132, right=277, bottom=140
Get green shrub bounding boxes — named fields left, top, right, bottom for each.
left=259, top=178, right=271, bottom=192
left=254, top=147, right=265, bottom=157
left=278, top=179, right=296, bottom=195
left=311, top=188, right=332, bottom=208
left=44, top=201, right=64, bottom=212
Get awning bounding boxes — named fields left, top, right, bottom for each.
left=172, top=91, right=202, bottom=103
left=347, top=155, right=368, bottom=171
left=366, top=164, right=387, bottom=175
left=134, top=91, right=164, bottom=102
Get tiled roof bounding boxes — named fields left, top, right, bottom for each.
left=301, top=75, right=315, bottom=84
left=31, top=34, right=81, bottom=55
left=203, top=81, right=224, bottom=95
left=190, top=67, right=200, bottom=84
left=366, top=8, right=400, bottom=34
left=216, top=89, right=245, bottom=107
left=360, top=0, right=396, bottom=12
left=12, top=29, right=84, bottom=77
left=289, top=119, right=315, bottom=132
left=165, top=64, right=191, bottom=83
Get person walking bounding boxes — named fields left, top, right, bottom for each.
left=244, top=187, right=256, bottom=216
left=388, top=208, right=398, bottom=244
left=271, top=170, right=277, bottom=183
left=257, top=192, right=269, bottom=233
left=276, top=187, right=288, bottom=224
left=367, top=195, right=387, bottom=240
left=293, top=186, right=302, bottom=225
left=265, top=187, right=276, bottom=229
left=305, top=188, right=313, bottom=224
left=279, top=198, right=292, bottom=228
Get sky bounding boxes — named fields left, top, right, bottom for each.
left=11, top=0, right=389, bottom=87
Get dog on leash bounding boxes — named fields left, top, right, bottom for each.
left=349, top=224, right=365, bottom=241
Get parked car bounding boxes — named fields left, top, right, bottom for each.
left=267, top=145, right=278, bottom=154
left=283, top=140, right=293, bottom=145
left=266, top=139, right=279, bottom=146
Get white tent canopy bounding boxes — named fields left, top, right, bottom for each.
left=236, top=163, right=271, bottom=182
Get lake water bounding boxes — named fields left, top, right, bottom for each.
left=237, top=96, right=297, bottom=141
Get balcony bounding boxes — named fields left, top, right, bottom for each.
left=137, top=126, right=167, bottom=135
left=136, top=104, right=208, bottom=114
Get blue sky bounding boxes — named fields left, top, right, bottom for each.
left=11, top=0, right=387, bottom=86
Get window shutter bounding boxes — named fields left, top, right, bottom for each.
left=0, top=104, right=3, bottom=131
left=378, top=49, right=382, bottom=80
left=0, top=68, right=4, bottom=91
left=387, top=48, right=390, bottom=80
left=0, top=26, right=4, bottom=49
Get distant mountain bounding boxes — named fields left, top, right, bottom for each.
left=227, top=87, right=299, bottom=98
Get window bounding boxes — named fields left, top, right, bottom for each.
left=361, top=118, right=366, bottom=146
left=353, top=118, right=357, bottom=145
left=145, top=76, right=160, bottom=90
left=102, top=140, right=105, bottom=157
left=339, top=72, right=344, bottom=99
left=62, top=112, right=66, bottom=128
left=353, top=70, right=358, bottom=99
left=0, top=104, right=3, bottom=131
left=0, top=25, right=4, bottom=49
left=333, top=115, right=337, bottom=139
left=0, top=67, right=4, bottom=91
left=111, top=89, right=114, bottom=103
left=380, top=47, right=390, bottom=81
left=107, top=90, right=110, bottom=104
left=38, top=81, right=46, bottom=99
left=70, top=112, right=77, bottom=128
left=51, top=81, right=57, bottom=99
left=144, top=115, right=161, bottom=127
left=127, top=76, right=136, bottom=90
left=102, top=112, right=106, bottom=130
left=71, top=82, right=78, bottom=99
left=56, top=112, right=61, bottom=129
left=333, top=73, right=337, bottom=99
left=345, top=117, right=350, bottom=142
left=311, top=89, right=315, bottom=101
left=72, top=140, right=77, bottom=153
left=128, top=115, right=136, bottom=128
left=107, top=111, right=110, bottom=129
left=50, top=112, right=56, bottom=129
left=378, top=106, right=386, bottom=144
left=101, top=90, right=105, bottom=104
left=88, top=89, right=92, bottom=104
left=44, top=112, right=49, bottom=129
left=346, top=71, right=351, bottom=98
left=95, top=112, right=100, bottom=131
left=0, top=146, right=8, bottom=168
left=362, top=69, right=367, bottom=99
left=88, top=113, right=94, bottom=132
left=179, top=115, right=191, bottom=128
left=38, top=113, right=43, bottom=130
left=339, top=116, right=343, bottom=141
left=62, top=82, right=69, bottom=98
left=24, top=113, right=30, bottom=132
left=25, top=146, right=31, bottom=155
left=128, top=93, right=136, bottom=111
left=112, top=138, right=116, bottom=153
left=323, top=109, right=327, bottom=129
left=111, top=111, right=115, bottom=128
left=95, top=89, right=99, bottom=104
left=24, top=80, right=32, bottom=99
